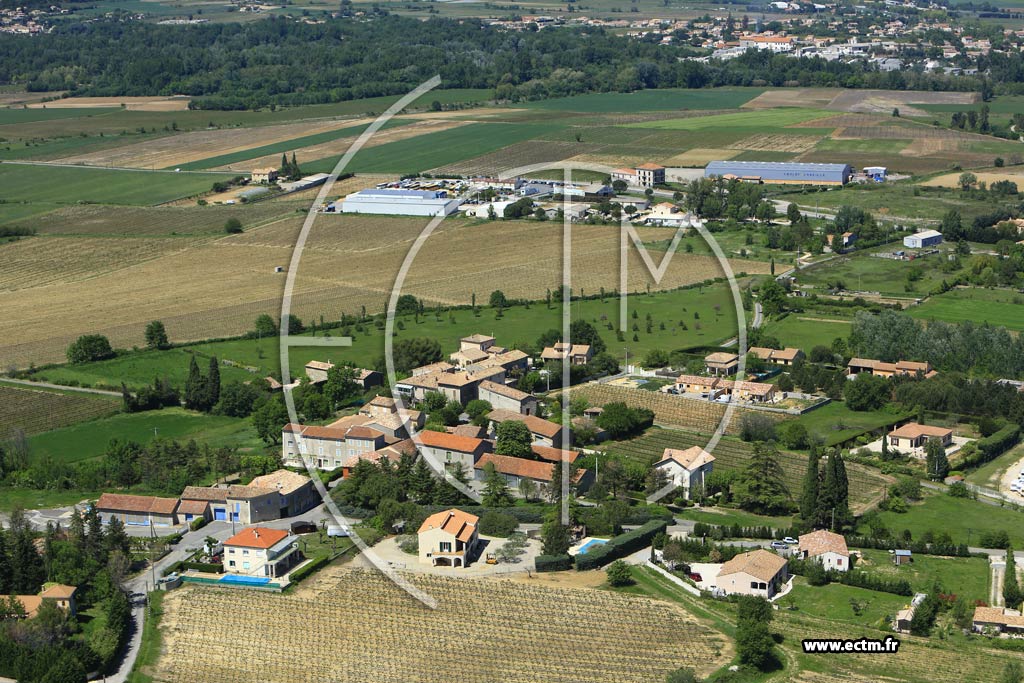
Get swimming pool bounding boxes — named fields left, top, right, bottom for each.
left=577, top=538, right=607, bottom=554
left=219, top=574, right=272, bottom=585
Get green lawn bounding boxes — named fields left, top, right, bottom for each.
left=33, top=285, right=744, bottom=390
left=305, top=121, right=567, bottom=174
left=33, top=348, right=262, bottom=391
left=0, top=164, right=226, bottom=205
left=758, top=314, right=852, bottom=353
left=795, top=402, right=909, bottom=447
left=626, top=108, right=833, bottom=131
left=0, top=487, right=102, bottom=512
left=909, top=287, right=1024, bottom=332
left=786, top=183, right=1005, bottom=223
left=27, top=408, right=264, bottom=464
left=522, top=87, right=765, bottom=112
left=856, top=548, right=989, bottom=602
left=0, top=108, right=122, bottom=124
left=795, top=246, right=963, bottom=297
left=676, top=506, right=794, bottom=529
left=861, top=490, right=1024, bottom=548
left=784, top=579, right=906, bottom=628
left=965, top=441, right=1024, bottom=488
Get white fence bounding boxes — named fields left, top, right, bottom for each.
left=644, top=561, right=701, bottom=596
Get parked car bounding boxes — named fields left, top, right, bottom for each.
left=783, top=537, right=798, bottom=545
left=290, top=521, right=317, bottom=535
left=687, top=573, right=702, bottom=582
left=770, top=541, right=788, bottom=550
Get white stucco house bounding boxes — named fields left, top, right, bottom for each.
left=652, top=446, right=714, bottom=499
left=797, top=529, right=850, bottom=572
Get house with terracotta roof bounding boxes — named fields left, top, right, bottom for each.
left=467, top=349, right=530, bottom=376
left=473, top=452, right=590, bottom=493
left=342, top=439, right=416, bottom=477
left=748, top=346, right=805, bottom=366
left=530, top=445, right=581, bottom=465
left=415, top=430, right=491, bottom=475
left=222, top=527, right=301, bottom=578
left=888, top=423, right=952, bottom=453
left=847, top=357, right=936, bottom=379
left=478, top=379, right=538, bottom=415
left=247, top=469, right=318, bottom=518
left=653, top=446, right=714, bottom=499
left=487, top=409, right=563, bottom=447
left=11, top=584, right=78, bottom=619
left=541, top=342, right=592, bottom=366
left=418, top=509, right=480, bottom=568
left=797, top=530, right=850, bottom=572
left=704, top=352, right=739, bottom=376
left=715, top=549, right=788, bottom=597
left=95, top=493, right=180, bottom=527
left=973, top=606, right=1024, bottom=635
left=671, top=374, right=723, bottom=398
left=611, top=163, right=665, bottom=187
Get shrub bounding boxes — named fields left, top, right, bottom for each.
left=948, top=481, right=969, bottom=498
left=479, top=510, right=519, bottom=537
left=535, top=554, right=573, bottom=572
left=739, top=412, right=777, bottom=442
left=287, top=555, right=330, bottom=585
left=189, top=517, right=207, bottom=532
left=66, top=334, right=115, bottom=363
left=605, top=559, right=634, bottom=587
left=224, top=217, right=243, bottom=234
left=576, top=519, right=669, bottom=571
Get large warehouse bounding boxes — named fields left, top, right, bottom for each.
left=340, top=188, right=462, bottom=217
left=704, top=161, right=853, bottom=185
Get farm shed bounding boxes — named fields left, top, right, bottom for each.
left=903, top=230, right=943, bottom=249
left=704, top=160, right=852, bottom=185
left=341, top=188, right=462, bottom=216
left=95, top=493, right=180, bottom=527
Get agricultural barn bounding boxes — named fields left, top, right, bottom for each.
left=340, top=188, right=462, bottom=217
left=704, top=161, right=852, bottom=185
left=95, top=493, right=180, bottom=527
left=903, top=229, right=943, bottom=249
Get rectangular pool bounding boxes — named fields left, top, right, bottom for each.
left=577, top=539, right=607, bottom=554
left=219, top=574, right=272, bottom=585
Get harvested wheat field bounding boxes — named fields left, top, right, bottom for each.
left=53, top=117, right=374, bottom=169
left=28, top=96, right=192, bottom=111
left=432, top=140, right=582, bottom=176
left=921, top=168, right=1024, bottom=187
left=0, top=212, right=769, bottom=367
left=149, top=568, right=729, bottom=683
left=728, top=133, right=819, bottom=153
left=742, top=88, right=843, bottom=110
left=826, top=89, right=978, bottom=117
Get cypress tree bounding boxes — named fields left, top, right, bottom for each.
left=818, top=450, right=840, bottom=531
left=290, top=152, right=300, bottom=179
left=833, top=451, right=851, bottom=529
left=1006, top=545, right=1021, bottom=610
left=205, top=356, right=221, bottom=411
left=0, top=528, right=9, bottom=594
left=799, top=446, right=820, bottom=527
left=279, top=152, right=289, bottom=175
left=184, top=355, right=204, bottom=410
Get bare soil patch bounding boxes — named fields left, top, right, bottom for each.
left=743, top=88, right=842, bottom=110
left=28, top=96, right=192, bottom=111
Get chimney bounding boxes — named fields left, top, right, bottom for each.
left=253, top=530, right=259, bottom=538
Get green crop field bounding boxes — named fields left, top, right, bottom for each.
left=675, top=506, right=794, bottom=528
left=27, top=407, right=264, bottom=464
left=0, top=108, right=121, bottom=124
left=0, top=164, right=227, bottom=205
left=522, top=87, right=765, bottom=112
left=758, top=314, right=852, bottom=353
left=31, top=285, right=743, bottom=390
left=909, top=287, right=1024, bottom=331
left=794, top=401, right=910, bottom=447
left=861, top=489, right=1024, bottom=548
left=627, top=108, right=832, bottom=131
left=306, top=121, right=568, bottom=174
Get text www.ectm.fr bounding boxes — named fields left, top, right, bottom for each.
left=802, top=637, right=901, bottom=654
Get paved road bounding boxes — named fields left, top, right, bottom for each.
left=1, top=377, right=121, bottom=397
left=751, top=302, right=763, bottom=329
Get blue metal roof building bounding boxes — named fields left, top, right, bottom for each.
left=704, top=160, right=852, bottom=185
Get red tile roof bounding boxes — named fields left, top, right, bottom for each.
left=224, top=527, right=291, bottom=550
left=96, top=493, right=179, bottom=515
left=418, top=508, right=479, bottom=543
left=415, top=430, right=488, bottom=453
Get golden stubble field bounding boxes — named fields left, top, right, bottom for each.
left=149, top=567, right=729, bottom=683
left=0, top=209, right=770, bottom=367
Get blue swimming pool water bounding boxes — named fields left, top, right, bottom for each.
left=219, top=574, right=272, bottom=585
left=577, top=539, right=607, bottom=554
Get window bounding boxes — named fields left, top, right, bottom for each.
left=439, top=541, right=452, bottom=553
left=318, top=446, right=324, bottom=455
left=243, top=549, right=249, bottom=555
left=836, top=558, right=843, bottom=566
left=446, top=451, right=452, bottom=462
left=243, top=562, right=250, bottom=570
left=229, top=560, right=236, bottom=567
left=228, top=548, right=235, bottom=554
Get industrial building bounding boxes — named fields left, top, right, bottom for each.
left=340, top=188, right=462, bottom=217
left=903, top=229, right=943, bottom=249
left=704, top=160, right=852, bottom=185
